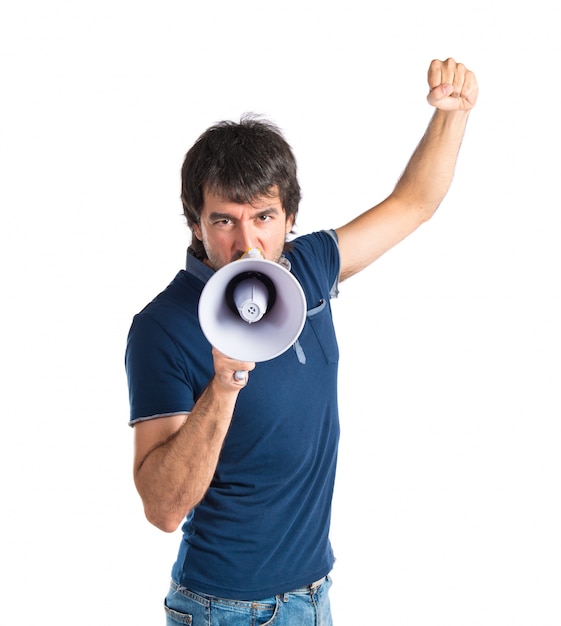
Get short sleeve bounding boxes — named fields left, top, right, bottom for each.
left=125, top=311, right=195, bottom=426
left=286, top=230, right=341, bottom=301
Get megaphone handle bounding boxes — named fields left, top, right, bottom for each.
left=234, top=370, right=247, bottom=382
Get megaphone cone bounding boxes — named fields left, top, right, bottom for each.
left=198, top=257, right=307, bottom=362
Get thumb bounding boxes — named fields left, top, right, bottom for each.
left=427, top=83, right=454, bottom=106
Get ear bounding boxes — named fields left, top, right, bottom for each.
left=285, top=214, right=295, bottom=234
left=192, top=222, right=203, bottom=241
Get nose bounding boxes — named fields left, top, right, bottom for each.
left=235, top=221, right=255, bottom=255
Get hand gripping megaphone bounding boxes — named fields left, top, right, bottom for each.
left=198, top=250, right=307, bottom=364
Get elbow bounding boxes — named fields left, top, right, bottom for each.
left=152, top=518, right=182, bottom=534
left=134, top=474, right=189, bottom=533
left=144, top=504, right=186, bottom=533
left=418, top=200, right=440, bottom=224
left=134, top=469, right=201, bottom=533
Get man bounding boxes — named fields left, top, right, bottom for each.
left=126, top=58, right=478, bottom=624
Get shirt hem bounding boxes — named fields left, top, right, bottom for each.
left=174, top=564, right=334, bottom=601
left=129, top=411, right=191, bottom=427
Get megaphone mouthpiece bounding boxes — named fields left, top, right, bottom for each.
left=243, top=247, right=263, bottom=259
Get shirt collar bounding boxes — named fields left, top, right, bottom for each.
left=185, top=248, right=292, bottom=284
left=186, top=249, right=214, bottom=284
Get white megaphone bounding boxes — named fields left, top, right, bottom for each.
left=198, top=249, right=307, bottom=366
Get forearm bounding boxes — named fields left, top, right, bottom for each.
left=392, top=108, right=471, bottom=217
left=134, top=379, right=238, bottom=532
left=335, top=108, right=472, bottom=280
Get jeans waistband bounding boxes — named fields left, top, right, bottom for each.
left=170, top=576, right=327, bottom=602
left=289, top=576, right=326, bottom=594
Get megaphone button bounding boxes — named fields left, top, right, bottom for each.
left=233, top=276, right=270, bottom=324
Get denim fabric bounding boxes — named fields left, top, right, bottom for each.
left=164, top=576, right=333, bottom=625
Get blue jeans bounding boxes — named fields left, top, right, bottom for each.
left=164, top=576, right=333, bottom=625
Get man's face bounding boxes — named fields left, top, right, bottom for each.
left=192, top=187, right=294, bottom=271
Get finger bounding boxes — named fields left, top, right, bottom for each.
left=459, top=69, right=479, bottom=106
left=438, top=58, right=459, bottom=87
left=427, top=58, right=444, bottom=90
left=428, top=58, right=463, bottom=91
left=211, top=347, right=255, bottom=389
left=451, top=62, right=467, bottom=98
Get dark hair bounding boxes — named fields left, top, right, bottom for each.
left=180, top=114, right=301, bottom=259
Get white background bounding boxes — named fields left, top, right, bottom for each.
left=1, top=1, right=560, bottom=624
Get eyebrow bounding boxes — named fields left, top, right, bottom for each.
left=207, top=207, right=281, bottom=221
left=207, top=212, right=235, bottom=222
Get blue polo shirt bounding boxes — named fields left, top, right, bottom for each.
left=125, top=230, right=341, bottom=600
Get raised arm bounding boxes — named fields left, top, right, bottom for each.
left=335, top=58, right=478, bottom=281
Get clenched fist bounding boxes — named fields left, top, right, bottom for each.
left=427, top=58, right=478, bottom=112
